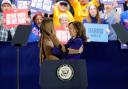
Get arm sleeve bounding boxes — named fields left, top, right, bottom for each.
left=68, top=38, right=83, bottom=49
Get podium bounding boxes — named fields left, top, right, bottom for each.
left=11, top=25, right=32, bottom=89
left=39, top=60, right=88, bottom=89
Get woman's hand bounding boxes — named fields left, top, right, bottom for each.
left=67, top=45, right=83, bottom=54
left=61, top=45, right=66, bottom=52
left=78, top=45, right=83, bottom=53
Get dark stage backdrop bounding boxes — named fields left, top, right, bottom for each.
left=0, top=41, right=128, bottom=89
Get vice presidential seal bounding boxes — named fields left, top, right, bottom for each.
left=57, top=64, right=74, bottom=80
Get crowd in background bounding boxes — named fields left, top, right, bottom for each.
left=0, top=0, right=128, bottom=60
left=0, top=0, right=128, bottom=42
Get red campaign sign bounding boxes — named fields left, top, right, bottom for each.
left=55, top=27, right=71, bottom=44
left=3, top=9, right=29, bottom=28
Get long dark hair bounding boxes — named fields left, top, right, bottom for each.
left=40, top=17, right=55, bottom=35
left=39, top=18, right=55, bottom=63
left=86, top=5, right=101, bottom=23
left=68, top=21, right=87, bottom=42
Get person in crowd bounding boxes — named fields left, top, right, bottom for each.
left=100, top=2, right=119, bottom=40
left=28, top=12, right=44, bottom=42
left=82, top=4, right=106, bottom=43
left=0, top=0, right=16, bottom=42
left=55, top=13, right=71, bottom=44
left=58, top=13, right=69, bottom=29
left=120, top=10, right=128, bottom=31
left=49, top=21, right=87, bottom=59
left=53, top=0, right=74, bottom=27
left=67, top=0, right=100, bottom=22
left=83, top=4, right=102, bottom=24
left=101, top=2, right=120, bottom=24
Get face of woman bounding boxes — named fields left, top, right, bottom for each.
left=104, top=3, right=113, bottom=12
left=35, top=15, right=43, bottom=27
left=59, top=17, right=69, bottom=26
left=89, top=6, right=97, bottom=17
left=68, top=24, right=77, bottom=37
left=1, top=3, right=12, bottom=11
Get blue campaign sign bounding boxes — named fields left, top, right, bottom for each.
left=30, top=0, right=53, bottom=14
left=100, top=0, right=125, bottom=4
left=84, top=23, right=109, bottom=42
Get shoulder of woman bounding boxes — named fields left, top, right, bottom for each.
left=74, top=37, right=83, bottom=43
left=43, top=38, right=54, bottom=47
